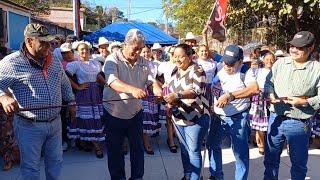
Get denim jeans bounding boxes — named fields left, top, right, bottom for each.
left=104, top=110, right=144, bottom=180
left=174, top=114, right=210, bottom=180
left=264, top=113, right=311, bottom=180
left=13, top=115, right=63, bottom=180
left=206, top=110, right=250, bottom=180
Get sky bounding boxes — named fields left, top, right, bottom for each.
left=89, top=0, right=165, bottom=23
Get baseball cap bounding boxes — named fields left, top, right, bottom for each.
left=221, top=44, right=243, bottom=65
left=288, top=31, right=315, bottom=48
left=24, top=23, right=55, bottom=42
left=66, top=35, right=78, bottom=43
left=60, top=43, right=72, bottom=52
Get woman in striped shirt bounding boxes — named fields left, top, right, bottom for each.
left=164, top=44, right=210, bottom=180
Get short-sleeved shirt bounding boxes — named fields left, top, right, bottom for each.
left=266, top=56, right=320, bottom=119
left=167, top=63, right=210, bottom=126
left=0, top=45, right=74, bottom=121
left=196, top=59, right=217, bottom=84
left=66, top=60, right=101, bottom=84
left=213, top=64, right=255, bottom=116
left=246, top=68, right=270, bottom=91
left=103, top=50, right=156, bottom=119
left=157, top=61, right=176, bottom=84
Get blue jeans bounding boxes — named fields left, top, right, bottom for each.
left=104, top=110, right=144, bottom=180
left=175, top=114, right=210, bottom=180
left=13, top=115, right=63, bottom=180
left=206, top=110, right=250, bottom=180
left=264, top=113, right=311, bottom=180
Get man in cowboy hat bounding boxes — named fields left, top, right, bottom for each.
left=98, top=37, right=110, bottom=59
left=184, top=32, right=198, bottom=47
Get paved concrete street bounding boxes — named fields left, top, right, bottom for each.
left=1, top=128, right=319, bottom=180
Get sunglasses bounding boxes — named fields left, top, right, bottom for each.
left=289, top=45, right=307, bottom=51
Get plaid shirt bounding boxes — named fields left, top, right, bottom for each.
left=0, top=44, right=74, bottom=121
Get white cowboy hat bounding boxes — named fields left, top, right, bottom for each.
left=72, top=41, right=92, bottom=50
left=185, top=32, right=197, bottom=41
left=60, top=43, right=72, bottom=52
left=98, top=37, right=109, bottom=46
left=151, top=43, right=162, bottom=50
left=274, top=50, right=287, bottom=57
left=108, top=41, right=122, bottom=52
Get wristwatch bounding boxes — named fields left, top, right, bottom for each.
left=226, top=92, right=235, bottom=102
left=176, top=92, right=183, bottom=100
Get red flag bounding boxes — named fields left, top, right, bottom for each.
left=208, top=0, right=228, bottom=42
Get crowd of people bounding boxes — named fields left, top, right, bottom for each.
left=0, top=22, right=320, bottom=180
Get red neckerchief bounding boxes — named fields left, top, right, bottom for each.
left=42, top=53, right=53, bottom=77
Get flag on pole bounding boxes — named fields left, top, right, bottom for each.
left=208, top=0, right=228, bottom=42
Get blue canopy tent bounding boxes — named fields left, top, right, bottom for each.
left=84, top=22, right=178, bottom=45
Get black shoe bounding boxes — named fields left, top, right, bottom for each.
left=144, top=146, right=155, bottom=155
left=208, top=176, right=216, bottom=180
left=167, top=139, right=178, bottom=153
left=95, top=150, right=104, bottom=159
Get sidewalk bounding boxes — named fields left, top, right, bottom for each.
left=1, top=129, right=320, bottom=180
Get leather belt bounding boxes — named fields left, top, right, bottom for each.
left=17, top=114, right=57, bottom=123
left=278, top=115, right=310, bottom=122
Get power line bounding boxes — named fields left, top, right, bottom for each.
left=124, top=8, right=162, bottom=16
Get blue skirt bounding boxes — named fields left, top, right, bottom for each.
left=67, top=82, right=105, bottom=141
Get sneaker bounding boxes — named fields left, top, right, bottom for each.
left=62, top=142, right=68, bottom=151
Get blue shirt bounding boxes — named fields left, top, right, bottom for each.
left=0, top=45, right=74, bottom=121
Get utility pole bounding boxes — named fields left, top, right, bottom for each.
left=73, top=0, right=81, bottom=38
left=128, top=0, right=131, bottom=21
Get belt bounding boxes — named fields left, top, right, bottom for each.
left=17, top=114, right=57, bottom=123
left=278, top=115, right=310, bottom=122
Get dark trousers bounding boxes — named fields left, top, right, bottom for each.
left=104, top=110, right=144, bottom=180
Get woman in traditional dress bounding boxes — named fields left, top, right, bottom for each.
left=66, top=41, right=105, bottom=158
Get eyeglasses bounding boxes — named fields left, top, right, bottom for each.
left=289, top=45, right=307, bottom=51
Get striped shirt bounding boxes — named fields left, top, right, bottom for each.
left=0, top=44, right=75, bottom=121
left=167, top=63, right=210, bottom=126
left=266, top=56, right=320, bottom=119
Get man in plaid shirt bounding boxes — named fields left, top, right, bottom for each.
left=0, top=23, right=75, bottom=180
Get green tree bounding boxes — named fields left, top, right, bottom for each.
left=105, top=7, right=125, bottom=23
left=11, top=0, right=50, bottom=14
left=162, top=0, right=213, bottom=36
left=246, top=0, right=320, bottom=46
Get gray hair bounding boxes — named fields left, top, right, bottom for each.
left=124, top=29, right=145, bottom=46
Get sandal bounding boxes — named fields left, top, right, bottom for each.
left=258, top=147, right=265, bottom=155
left=3, top=161, right=12, bottom=171
left=95, top=148, right=104, bottom=159
left=167, top=139, right=177, bottom=153
left=144, top=146, right=155, bottom=155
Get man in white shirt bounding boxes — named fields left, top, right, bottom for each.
left=207, top=45, right=258, bottom=180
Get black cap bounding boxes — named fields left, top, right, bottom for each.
left=221, top=44, right=243, bottom=65
left=289, top=31, right=315, bottom=48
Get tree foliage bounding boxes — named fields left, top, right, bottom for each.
left=162, top=0, right=213, bottom=36
left=246, top=0, right=320, bottom=46
left=11, top=0, right=50, bottom=14
left=163, top=0, right=320, bottom=46
left=85, top=6, right=125, bottom=31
